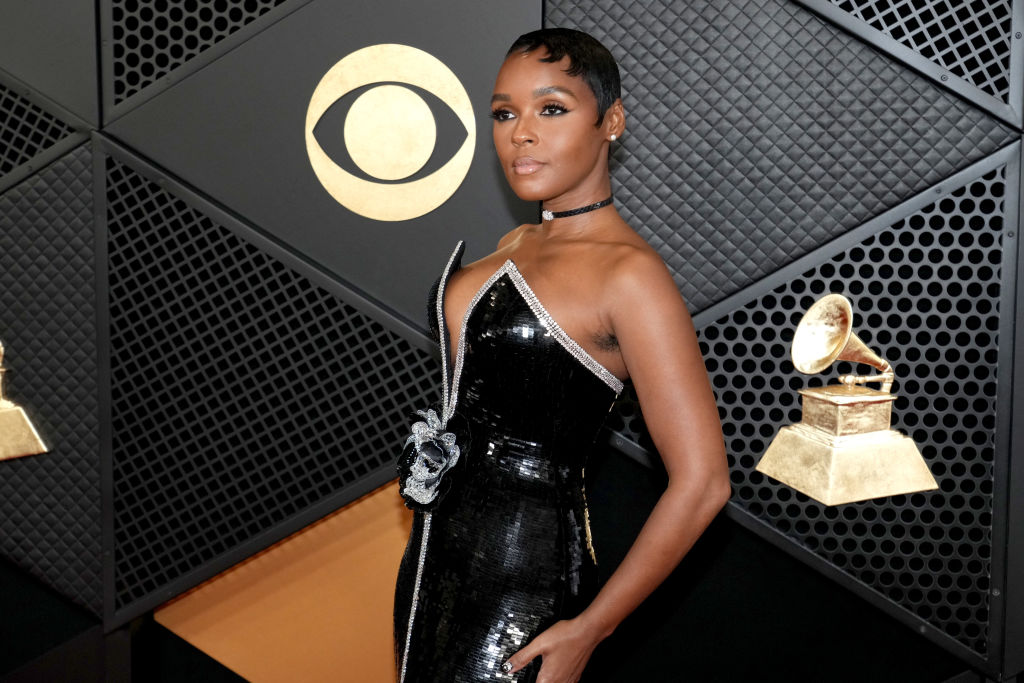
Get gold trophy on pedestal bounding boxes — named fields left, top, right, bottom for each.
left=756, top=294, right=937, bottom=506
left=0, top=340, right=48, bottom=461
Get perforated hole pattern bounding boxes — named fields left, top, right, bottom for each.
left=106, top=156, right=439, bottom=611
left=831, top=0, right=1015, bottom=102
left=607, top=166, right=1005, bottom=655
left=548, top=0, right=1015, bottom=315
left=110, top=0, right=290, bottom=104
left=0, top=81, right=76, bottom=177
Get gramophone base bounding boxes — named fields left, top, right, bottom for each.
left=0, top=406, right=47, bottom=461
left=757, top=423, right=938, bottom=506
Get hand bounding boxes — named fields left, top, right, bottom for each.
left=503, top=618, right=602, bottom=683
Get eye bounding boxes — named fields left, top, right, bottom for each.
left=540, top=103, right=569, bottom=116
left=313, top=81, right=469, bottom=184
left=304, top=44, right=476, bottom=222
left=489, top=108, right=515, bottom=122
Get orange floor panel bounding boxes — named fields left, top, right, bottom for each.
left=155, top=481, right=412, bottom=682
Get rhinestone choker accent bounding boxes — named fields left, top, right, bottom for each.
left=541, top=196, right=613, bottom=221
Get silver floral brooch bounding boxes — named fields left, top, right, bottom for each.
left=397, top=408, right=467, bottom=511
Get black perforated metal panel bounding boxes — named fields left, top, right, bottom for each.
left=547, top=0, right=1016, bottom=314
left=0, top=144, right=102, bottom=616
left=828, top=0, right=1015, bottom=103
left=609, top=160, right=1008, bottom=656
left=109, top=0, right=292, bottom=105
left=0, top=80, right=76, bottom=178
left=105, top=155, right=439, bottom=613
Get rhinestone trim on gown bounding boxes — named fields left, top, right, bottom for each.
left=395, top=241, right=622, bottom=682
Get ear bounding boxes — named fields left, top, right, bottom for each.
left=603, top=98, right=625, bottom=140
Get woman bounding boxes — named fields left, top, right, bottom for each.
left=395, top=28, right=729, bottom=683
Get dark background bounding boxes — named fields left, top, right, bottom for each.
left=0, top=0, right=1021, bottom=681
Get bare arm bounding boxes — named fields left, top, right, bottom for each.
left=506, top=250, right=730, bottom=682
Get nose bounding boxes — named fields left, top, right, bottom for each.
left=511, top=119, right=534, bottom=146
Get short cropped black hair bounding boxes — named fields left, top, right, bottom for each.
left=506, top=28, right=621, bottom=125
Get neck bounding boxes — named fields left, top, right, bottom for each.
left=540, top=178, right=614, bottom=218
left=539, top=158, right=613, bottom=215
left=541, top=196, right=613, bottom=221
left=538, top=203, right=618, bottom=240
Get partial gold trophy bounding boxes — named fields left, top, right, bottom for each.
left=0, top=340, right=48, bottom=461
left=756, top=294, right=937, bottom=505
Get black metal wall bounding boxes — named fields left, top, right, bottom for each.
left=0, top=125, right=101, bottom=616
left=548, top=0, right=1024, bottom=677
left=1, top=0, right=1022, bottom=679
left=0, top=0, right=540, bottom=630
left=101, top=141, right=442, bottom=616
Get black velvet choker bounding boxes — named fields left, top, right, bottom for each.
left=541, top=196, right=613, bottom=221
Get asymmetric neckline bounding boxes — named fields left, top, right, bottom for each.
left=436, top=243, right=623, bottom=422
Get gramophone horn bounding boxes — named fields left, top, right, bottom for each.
left=756, top=294, right=936, bottom=505
left=791, top=294, right=892, bottom=392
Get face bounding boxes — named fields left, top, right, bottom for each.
left=490, top=51, right=620, bottom=207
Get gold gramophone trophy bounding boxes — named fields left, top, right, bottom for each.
left=756, top=294, right=937, bottom=506
left=0, top=340, right=48, bottom=461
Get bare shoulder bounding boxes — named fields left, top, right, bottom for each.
left=496, top=224, right=530, bottom=251
left=597, top=237, right=694, bottom=345
left=446, top=225, right=531, bottom=303
left=453, top=225, right=529, bottom=281
left=605, top=240, right=679, bottom=302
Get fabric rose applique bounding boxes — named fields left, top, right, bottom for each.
left=397, top=408, right=468, bottom=511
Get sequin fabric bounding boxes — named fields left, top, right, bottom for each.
left=395, top=242, right=622, bottom=682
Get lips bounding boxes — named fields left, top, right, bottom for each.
left=512, top=157, right=544, bottom=175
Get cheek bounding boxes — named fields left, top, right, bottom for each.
left=548, top=137, right=589, bottom=171
left=492, top=126, right=513, bottom=160
left=555, top=124, right=598, bottom=154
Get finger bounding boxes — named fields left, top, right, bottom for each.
left=503, top=644, right=539, bottom=674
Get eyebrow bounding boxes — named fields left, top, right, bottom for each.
left=490, top=85, right=577, bottom=104
left=533, top=85, right=575, bottom=98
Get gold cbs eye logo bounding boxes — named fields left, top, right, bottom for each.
left=304, top=44, right=476, bottom=222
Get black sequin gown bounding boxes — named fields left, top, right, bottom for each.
left=394, top=241, right=623, bottom=682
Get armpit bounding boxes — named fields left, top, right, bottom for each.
left=593, top=332, right=619, bottom=352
